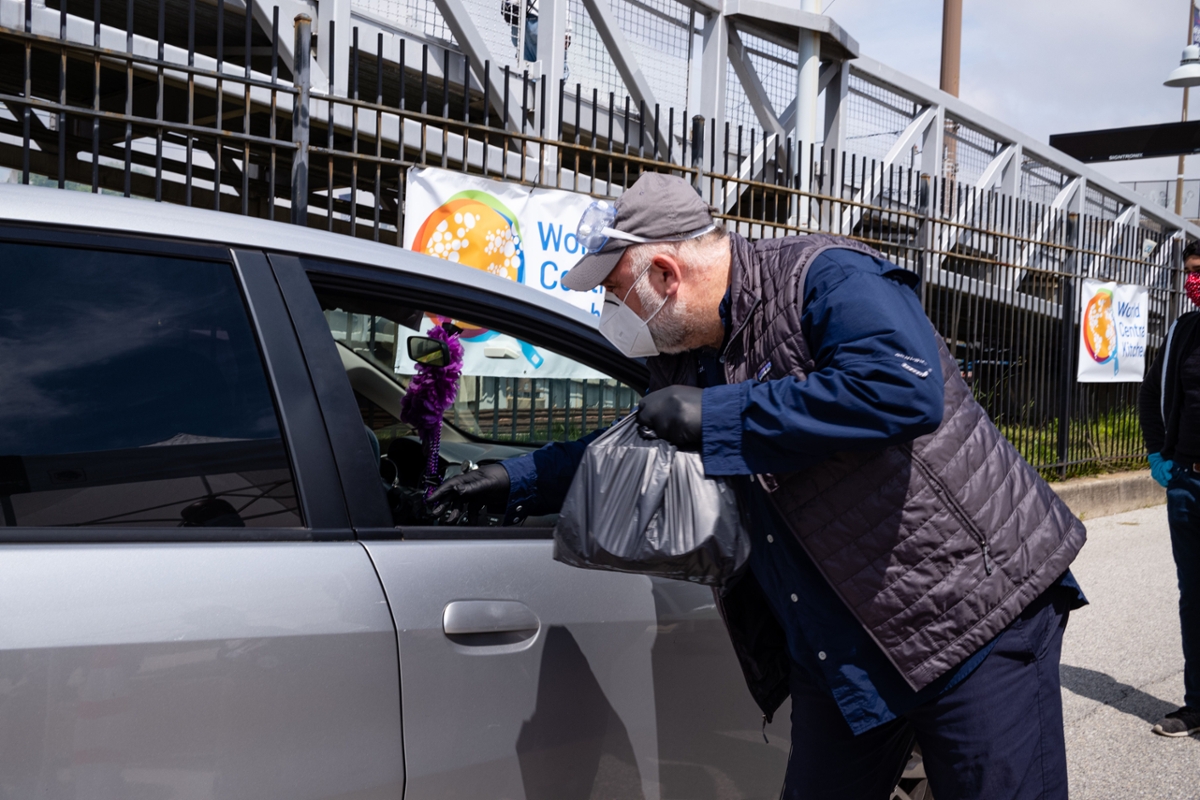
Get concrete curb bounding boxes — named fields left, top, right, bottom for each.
left=1050, top=470, right=1165, bottom=521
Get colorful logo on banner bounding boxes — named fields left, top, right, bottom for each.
left=1081, top=287, right=1119, bottom=376
left=411, top=190, right=523, bottom=339
left=399, top=168, right=610, bottom=380
left=404, top=167, right=605, bottom=320
left=409, top=190, right=544, bottom=366
left=412, top=191, right=526, bottom=282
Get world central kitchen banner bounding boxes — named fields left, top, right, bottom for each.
left=1077, top=279, right=1149, bottom=383
left=399, top=166, right=607, bottom=381
left=402, top=166, right=604, bottom=319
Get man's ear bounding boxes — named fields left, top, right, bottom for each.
left=650, top=252, right=684, bottom=298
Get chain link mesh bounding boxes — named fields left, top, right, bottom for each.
left=565, top=0, right=630, bottom=107
left=845, top=73, right=920, bottom=166
left=749, top=39, right=799, bottom=116
left=723, top=59, right=759, bottom=147
left=610, top=0, right=693, bottom=113
left=1020, top=155, right=1069, bottom=207
left=943, top=117, right=1000, bottom=188
left=1084, top=185, right=1123, bottom=222
left=722, top=33, right=825, bottom=157
left=353, top=0, right=454, bottom=44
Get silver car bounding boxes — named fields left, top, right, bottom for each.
left=0, top=185, right=789, bottom=800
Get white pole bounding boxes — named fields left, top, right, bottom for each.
left=685, top=9, right=696, bottom=116
left=796, top=0, right=822, bottom=225
left=516, top=0, right=527, bottom=65
left=540, top=0, right=568, bottom=181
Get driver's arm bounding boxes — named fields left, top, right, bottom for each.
left=427, top=427, right=607, bottom=522
left=499, top=428, right=606, bottom=520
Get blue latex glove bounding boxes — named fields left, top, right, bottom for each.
left=1149, top=452, right=1175, bottom=488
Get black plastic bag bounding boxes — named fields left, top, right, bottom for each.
left=553, top=415, right=751, bottom=586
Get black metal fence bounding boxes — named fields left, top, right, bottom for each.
left=0, top=0, right=1190, bottom=478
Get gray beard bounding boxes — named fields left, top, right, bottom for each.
left=633, top=279, right=693, bottom=354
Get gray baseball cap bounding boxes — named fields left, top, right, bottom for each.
left=563, top=173, right=716, bottom=291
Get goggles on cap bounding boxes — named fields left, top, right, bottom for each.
left=577, top=200, right=649, bottom=253
left=576, top=199, right=717, bottom=254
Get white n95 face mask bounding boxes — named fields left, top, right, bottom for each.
left=598, top=269, right=667, bottom=358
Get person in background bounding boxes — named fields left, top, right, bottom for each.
left=1139, top=239, right=1200, bottom=737
left=433, top=173, right=1088, bottom=799
left=502, top=0, right=538, bottom=62
left=502, top=0, right=571, bottom=78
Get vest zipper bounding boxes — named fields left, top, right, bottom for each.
left=907, top=447, right=994, bottom=576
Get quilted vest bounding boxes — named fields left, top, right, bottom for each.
left=649, top=233, right=1086, bottom=695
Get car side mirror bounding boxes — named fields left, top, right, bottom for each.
left=408, top=335, right=450, bottom=367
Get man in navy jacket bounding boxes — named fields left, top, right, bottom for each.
left=432, top=174, right=1085, bottom=800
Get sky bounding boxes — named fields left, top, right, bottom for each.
left=823, top=0, right=1198, bottom=184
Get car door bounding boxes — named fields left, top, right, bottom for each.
left=272, top=252, right=790, bottom=800
left=0, top=230, right=404, bottom=799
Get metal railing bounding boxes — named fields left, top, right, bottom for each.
left=0, top=2, right=1189, bottom=479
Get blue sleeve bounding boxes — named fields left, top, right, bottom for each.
left=701, top=251, right=945, bottom=476
left=501, top=427, right=607, bottom=519
left=1057, top=569, right=1087, bottom=609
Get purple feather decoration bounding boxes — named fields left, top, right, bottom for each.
left=399, top=325, right=464, bottom=496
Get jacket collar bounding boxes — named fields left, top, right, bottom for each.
left=720, top=232, right=762, bottom=358
left=726, top=232, right=760, bottom=333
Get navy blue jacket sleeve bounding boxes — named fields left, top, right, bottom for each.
left=701, top=250, right=945, bottom=476
left=501, top=427, right=607, bottom=517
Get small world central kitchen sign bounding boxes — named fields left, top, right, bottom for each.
left=1077, top=279, right=1149, bottom=383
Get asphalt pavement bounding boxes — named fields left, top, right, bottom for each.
left=1061, top=503, right=1200, bottom=799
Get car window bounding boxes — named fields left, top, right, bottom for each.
left=315, top=288, right=639, bottom=525
left=321, top=295, right=639, bottom=444
left=0, top=242, right=301, bottom=529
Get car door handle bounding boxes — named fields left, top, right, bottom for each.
left=442, top=600, right=540, bottom=636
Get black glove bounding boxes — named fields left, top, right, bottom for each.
left=637, top=385, right=703, bottom=449
left=427, top=463, right=511, bottom=517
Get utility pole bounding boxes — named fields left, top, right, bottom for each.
left=940, top=0, right=961, bottom=182
left=940, top=0, right=961, bottom=97
left=1176, top=0, right=1197, bottom=217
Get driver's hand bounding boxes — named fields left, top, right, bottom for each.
left=428, top=463, right=511, bottom=517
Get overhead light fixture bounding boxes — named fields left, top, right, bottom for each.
left=1165, top=44, right=1200, bottom=88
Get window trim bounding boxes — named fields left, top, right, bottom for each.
left=301, top=258, right=650, bottom=392
left=233, top=249, right=353, bottom=534
left=268, top=254, right=395, bottom=532
left=0, top=223, right=232, bottom=262
left=357, top=526, right=554, bottom=541
left=0, top=527, right=323, bottom=544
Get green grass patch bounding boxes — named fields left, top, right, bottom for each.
left=996, top=407, right=1148, bottom=481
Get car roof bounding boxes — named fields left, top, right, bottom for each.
left=0, top=184, right=600, bottom=330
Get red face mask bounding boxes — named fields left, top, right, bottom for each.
left=1188, top=271, right=1200, bottom=307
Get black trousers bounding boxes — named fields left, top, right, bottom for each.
left=781, top=587, right=1071, bottom=800
left=1168, top=465, right=1200, bottom=709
